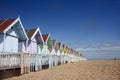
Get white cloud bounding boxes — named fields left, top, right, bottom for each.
left=75, top=42, right=120, bottom=59
left=75, top=42, right=120, bottom=51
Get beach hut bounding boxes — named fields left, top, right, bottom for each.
left=73, top=50, right=79, bottom=62
left=67, top=47, right=71, bottom=63
left=58, top=42, right=64, bottom=64
left=52, top=40, right=60, bottom=66
left=42, top=34, right=53, bottom=54
left=63, top=45, right=69, bottom=63
left=26, top=28, right=44, bottom=54
left=0, top=17, right=28, bottom=53
left=26, top=27, right=44, bottom=71
left=69, top=48, right=74, bottom=62
left=72, top=49, right=80, bottom=62
left=59, top=43, right=64, bottom=55
left=52, top=40, right=59, bottom=55
left=42, top=34, right=53, bottom=68
left=0, top=17, right=30, bottom=74
left=63, top=45, right=70, bottom=63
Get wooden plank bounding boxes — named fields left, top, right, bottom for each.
left=20, top=52, right=30, bottom=74
left=0, top=53, right=21, bottom=70
left=0, top=67, right=20, bottom=71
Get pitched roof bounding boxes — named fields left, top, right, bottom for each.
left=58, top=42, right=61, bottom=47
left=52, top=40, right=56, bottom=46
left=42, top=34, right=49, bottom=42
left=0, top=18, right=16, bottom=32
left=26, top=28, right=37, bottom=39
left=52, top=40, right=59, bottom=50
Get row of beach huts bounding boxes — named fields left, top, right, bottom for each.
left=0, top=17, right=86, bottom=75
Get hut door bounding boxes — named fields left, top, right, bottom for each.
left=4, top=35, right=18, bottom=53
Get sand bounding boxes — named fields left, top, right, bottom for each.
left=4, top=60, right=120, bottom=80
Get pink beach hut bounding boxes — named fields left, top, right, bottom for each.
left=52, top=40, right=60, bottom=66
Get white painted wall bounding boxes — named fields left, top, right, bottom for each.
left=4, top=35, right=18, bottom=53
left=57, top=50, right=60, bottom=55
left=41, top=44, right=48, bottom=54
left=18, top=41, right=27, bottom=52
left=37, top=45, right=41, bottom=54
left=28, top=38, right=37, bottom=54
left=0, top=34, right=4, bottom=52
left=3, top=31, right=18, bottom=53
left=51, top=48, right=55, bottom=55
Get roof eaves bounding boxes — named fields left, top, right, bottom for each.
left=17, top=17, right=29, bottom=40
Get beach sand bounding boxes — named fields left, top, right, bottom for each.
left=4, top=60, right=120, bottom=80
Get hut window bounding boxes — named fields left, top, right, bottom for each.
left=11, top=27, right=14, bottom=29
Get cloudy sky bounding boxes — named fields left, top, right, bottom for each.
left=0, top=0, right=120, bottom=59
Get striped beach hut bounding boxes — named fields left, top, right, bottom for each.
left=0, top=17, right=30, bottom=74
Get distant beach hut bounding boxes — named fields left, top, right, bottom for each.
left=58, top=42, right=64, bottom=64
left=55, top=42, right=60, bottom=56
left=52, top=40, right=60, bottom=66
left=52, top=40, right=59, bottom=55
left=59, top=43, right=64, bottom=55
left=63, top=45, right=69, bottom=63
left=70, top=48, right=74, bottom=62
left=42, top=34, right=51, bottom=54
left=67, top=47, right=71, bottom=63
left=26, top=27, right=43, bottom=71
left=73, top=50, right=79, bottom=62
left=42, top=34, right=53, bottom=68
left=0, top=17, right=30, bottom=74
left=72, top=50, right=80, bottom=62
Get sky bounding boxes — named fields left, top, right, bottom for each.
left=0, top=0, right=120, bottom=59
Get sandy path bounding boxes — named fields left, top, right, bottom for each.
left=5, top=60, right=120, bottom=80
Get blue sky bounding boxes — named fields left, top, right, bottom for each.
left=0, top=0, right=120, bottom=59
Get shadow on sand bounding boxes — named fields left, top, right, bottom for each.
left=0, top=68, right=21, bottom=80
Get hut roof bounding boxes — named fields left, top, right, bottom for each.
left=26, top=28, right=44, bottom=43
left=0, top=18, right=16, bottom=32
left=42, top=34, right=49, bottom=42
left=0, top=17, right=28, bottom=40
left=26, top=28, right=37, bottom=39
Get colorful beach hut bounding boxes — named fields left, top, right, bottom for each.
left=0, top=17, right=28, bottom=53
left=52, top=40, right=60, bottom=66
left=42, top=34, right=53, bottom=68
left=52, top=40, right=59, bottom=55
left=0, top=17, right=30, bottom=74
left=42, top=34, right=53, bottom=54
left=67, top=47, right=71, bottom=63
left=26, top=27, right=43, bottom=71
left=63, top=45, right=69, bottom=63
left=58, top=42, right=64, bottom=64
left=26, top=27, right=43, bottom=54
